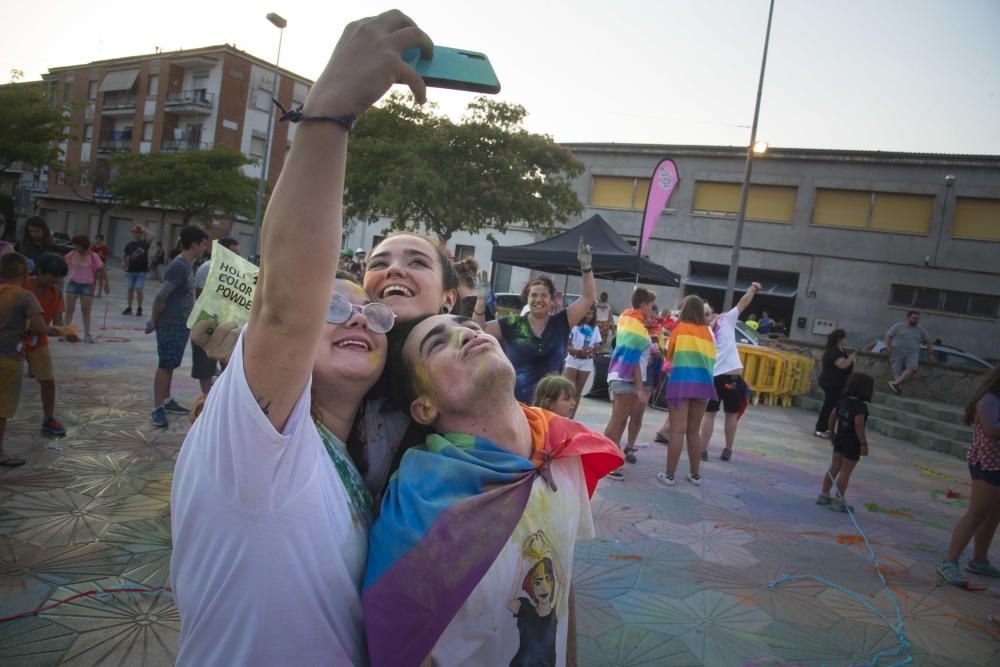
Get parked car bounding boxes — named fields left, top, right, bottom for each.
left=872, top=341, right=993, bottom=369
left=52, top=231, right=76, bottom=254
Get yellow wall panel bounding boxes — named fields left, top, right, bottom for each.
left=693, top=182, right=741, bottom=214
left=633, top=178, right=651, bottom=211
left=747, top=185, right=796, bottom=222
left=812, top=189, right=870, bottom=228
left=871, top=193, right=932, bottom=235
left=953, top=198, right=1000, bottom=240
left=591, top=176, right=635, bottom=209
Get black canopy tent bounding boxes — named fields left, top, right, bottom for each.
left=490, top=214, right=680, bottom=286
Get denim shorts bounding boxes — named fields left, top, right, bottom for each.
left=156, top=323, right=190, bottom=370
left=969, top=462, right=1000, bottom=487
left=125, top=272, right=147, bottom=290
left=64, top=281, right=94, bottom=296
left=609, top=379, right=638, bottom=400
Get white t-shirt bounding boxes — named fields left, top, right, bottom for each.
left=170, top=330, right=369, bottom=667
left=194, top=260, right=211, bottom=290
left=595, top=301, right=612, bottom=322
left=713, top=307, right=744, bottom=376
left=429, top=457, right=594, bottom=667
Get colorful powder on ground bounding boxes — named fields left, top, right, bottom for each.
left=864, top=502, right=914, bottom=519
left=921, top=464, right=957, bottom=481
left=608, top=553, right=642, bottom=560
left=931, top=489, right=968, bottom=508
left=835, top=534, right=866, bottom=545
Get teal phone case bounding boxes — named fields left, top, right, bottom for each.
left=401, top=46, right=501, bottom=95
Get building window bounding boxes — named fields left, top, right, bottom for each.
left=454, top=244, right=475, bottom=259
left=590, top=176, right=650, bottom=211
left=84, top=125, right=93, bottom=143
left=812, top=189, right=932, bottom=235
left=79, top=170, right=89, bottom=186
left=889, top=283, right=999, bottom=319
left=952, top=197, right=1000, bottom=241
left=57, top=172, right=65, bottom=185
left=148, top=75, right=159, bottom=97
left=88, top=81, right=98, bottom=100
left=64, top=79, right=73, bottom=102
left=249, top=135, right=266, bottom=159
left=253, top=89, right=271, bottom=111
left=142, top=122, right=154, bottom=142
left=692, top=182, right=796, bottom=223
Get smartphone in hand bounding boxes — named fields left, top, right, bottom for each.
left=401, top=46, right=501, bottom=94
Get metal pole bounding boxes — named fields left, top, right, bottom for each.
left=723, top=0, right=775, bottom=309
left=251, top=22, right=284, bottom=260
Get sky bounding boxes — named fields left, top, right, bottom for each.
left=4, top=0, right=999, bottom=154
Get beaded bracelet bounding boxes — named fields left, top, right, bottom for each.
left=272, top=98, right=357, bottom=132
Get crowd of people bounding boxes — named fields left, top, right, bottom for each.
left=0, top=9, right=996, bottom=663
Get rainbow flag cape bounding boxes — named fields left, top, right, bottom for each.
left=362, top=406, right=622, bottom=667
left=607, top=308, right=650, bottom=382
left=665, top=322, right=718, bottom=401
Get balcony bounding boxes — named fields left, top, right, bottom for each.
left=161, top=139, right=212, bottom=153
left=164, top=89, right=214, bottom=114
left=101, top=92, right=136, bottom=116
left=97, top=132, right=133, bottom=155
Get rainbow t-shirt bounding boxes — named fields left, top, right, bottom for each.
left=665, top=322, right=718, bottom=401
left=607, top=308, right=650, bottom=383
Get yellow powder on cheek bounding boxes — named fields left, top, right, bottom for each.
left=450, top=328, right=464, bottom=348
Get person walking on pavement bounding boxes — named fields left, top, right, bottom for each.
left=814, top=329, right=859, bottom=437
left=884, top=310, right=933, bottom=395
left=25, top=253, right=70, bottom=436
left=122, top=225, right=151, bottom=316
left=63, top=235, right=107, bottom=344
left=700, top=282, right=761, bottom=462
left=937, top=365, right=1000, bottom=587
left=146, top=225, right=208, bottom=427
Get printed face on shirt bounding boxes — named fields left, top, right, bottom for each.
left=364, top=235, right=455, bottom=322
left=403, top=314, right=513, bottom=416
left=314, top=280, right=388, bottom=391
left=532, top=569, right=553, bottom=603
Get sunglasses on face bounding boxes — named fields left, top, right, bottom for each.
left=327, top=293, right=396, bottom=334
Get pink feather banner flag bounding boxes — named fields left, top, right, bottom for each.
left=639, top=159, right=680, bottom=254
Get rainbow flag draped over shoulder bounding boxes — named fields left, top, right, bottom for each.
left=362, top=406, right=622, bottom=667
left=665, top=322, right=718, bottom=401
left=607, top=308, right=650, bottom=382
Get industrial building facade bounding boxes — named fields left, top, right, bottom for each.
left=562, top=144, right=1000, bottom=361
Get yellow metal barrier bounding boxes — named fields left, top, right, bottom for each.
left=738, top=344, right=815, bottom=407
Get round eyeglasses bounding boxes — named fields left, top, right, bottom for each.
left=327, top=293, right=396, bottom=334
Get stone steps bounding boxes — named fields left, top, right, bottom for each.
left=794, top=391, right=972, bottom=461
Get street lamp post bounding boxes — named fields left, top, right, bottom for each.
left=723, top=0, right=775, bottom=310
left=251, top=12, right=287, bottom=261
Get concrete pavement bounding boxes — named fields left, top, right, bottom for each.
left=1, top=268, right=998, bottom=666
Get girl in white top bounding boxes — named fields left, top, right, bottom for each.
left=562, top=304, right=602, bottom=409
left=170, top=11, right=434, bottom=666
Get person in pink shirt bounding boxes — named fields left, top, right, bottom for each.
left=64, top=235, right=107, bottom=344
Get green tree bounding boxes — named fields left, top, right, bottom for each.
left=345, top=94, right=584, bottom=243
left=0, top=82, right=71, bottom=174
left=112, top=146, right=258, bottom=225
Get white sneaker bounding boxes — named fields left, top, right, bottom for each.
left=687, top=473, right=702, bottom=486
left=656, top=472, right=675, bottom=487
left=816, top=493, right=832, bottom=505
left=814, top=430, right=830, bottom=438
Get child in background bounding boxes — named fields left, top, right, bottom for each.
left=25, top=253, right=69, bottom=436
left=562, top=303, right=602, bottom=414
left=0, top=253, right=49, bottom=467
left=533, top=374, right=578, bottom=419
left=817, top=372, right=874, bottom=512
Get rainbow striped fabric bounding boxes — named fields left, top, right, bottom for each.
left=361, top=406, right=623, bottom=667
left=665, top=322, right=718, bottom=401
left=607, top=308, right=650, bottom=382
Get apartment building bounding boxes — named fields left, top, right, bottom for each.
left=24, top=45, right=312, bottom=255
left=559, top=144, right=1000, bottom=360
